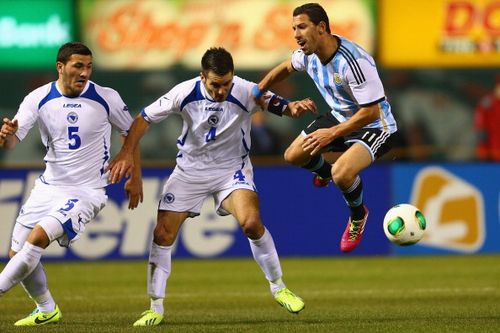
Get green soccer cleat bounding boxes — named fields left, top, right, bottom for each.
left=274, top=288, right=305, bottom=314
left=14, top=305, right=62, bottom=326
left=132, top=309, right=164, bottom=326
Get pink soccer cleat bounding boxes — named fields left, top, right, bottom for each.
left=340, top=206, right=369, bottom=253
left=312, top=175, right=332, bottom=188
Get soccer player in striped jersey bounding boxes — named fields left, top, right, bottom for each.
left=108, top=47, right=315, bottom=326
left=0, top=42, right=142, bottom=326
left=253, top=3, right=398, bottom=253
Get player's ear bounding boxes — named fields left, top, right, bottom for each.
left=200, top=71, right=205, bottom=82
left=318, top=21, right=327, bottom=34
left=56, top=62, right=63, bottom=75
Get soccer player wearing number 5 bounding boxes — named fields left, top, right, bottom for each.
left=254, top=3, right=398, bottom=253
left=0, top=42, right=143, bottom=326
left=108, top=47, right=316, bottom=326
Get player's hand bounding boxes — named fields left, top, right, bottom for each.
left=0, top=118, right=18, bottom=139
left=251, top=85, right=270, bottom=110
left=302, top=128, right=336, bottom=155
left=287, top=98, right=317, bottom=118
left=124, top=177, right=143, bottom=210
left=107, top=150, right=134, bottom=184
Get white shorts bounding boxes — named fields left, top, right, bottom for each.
left=12, top=179, right=107, bottom=249
left=159, top=162, right=256, bottom=217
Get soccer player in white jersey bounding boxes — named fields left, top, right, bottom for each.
left=107, top=47, right=316, bottom=326
left=0, top=42, right=142, bottom=326
left=253, top=3, right=398, bottom=253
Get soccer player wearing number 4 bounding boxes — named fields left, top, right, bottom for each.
left=254, top=3, right=398, bottom=253
left=0, top=42, right=143, bottom=326
left=108, top=47, right=315, bottom=326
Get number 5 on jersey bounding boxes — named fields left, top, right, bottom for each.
left=68, top=126, right=81, bottom=149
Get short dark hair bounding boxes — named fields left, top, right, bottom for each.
left=201, top=47, right=234, bottom=76
left=57, top=42, right=92, bottom=64
left=293, top=3, right=331, bottom=34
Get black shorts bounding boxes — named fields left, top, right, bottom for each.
left=303, top=113, right=395, bottom=160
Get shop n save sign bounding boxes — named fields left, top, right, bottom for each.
left=80, top=0, right=374, bottom=69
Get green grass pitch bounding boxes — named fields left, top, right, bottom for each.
left=1, top=255, right=499, bottom=332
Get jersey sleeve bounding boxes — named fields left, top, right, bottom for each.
left=291, top=49, right=307, bottom=72
left=104, top=88, right=133, bottom=135
left=346, top=58, right=386, bottom=106
left=141, top=83, right=184, bottom=123
left=14, top=92, right=40, bottom=142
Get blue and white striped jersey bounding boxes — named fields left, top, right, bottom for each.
left=142, top=75, right=277, bottom=174
left=291, top=35, right=397, bottom=133
left=14, top=80, right=133, bottom=188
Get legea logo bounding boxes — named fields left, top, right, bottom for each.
left=411, top=167, right=485, bottom=252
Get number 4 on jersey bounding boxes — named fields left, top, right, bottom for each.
left=233, top=170, right=245, bottom=182
left=205, top=127, right=217, bottom=142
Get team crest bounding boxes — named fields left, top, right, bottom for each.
left=208, top=115, right=219, bottom=126
left=163, top=193, right=175, bottom=203
left=67, top=112, right=78, bottom=124
left=333, top=73, right=343, bottom=85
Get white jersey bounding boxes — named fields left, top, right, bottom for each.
left=142, top=76, right=277, bottom=174
left=14, top=80, right=133, bottom=188
left=291, top=35, right=397, bottom=133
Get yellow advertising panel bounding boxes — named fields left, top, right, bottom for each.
left=78, top=0, right=375, bottom=70
left=379, top=0, right=500, bottom=67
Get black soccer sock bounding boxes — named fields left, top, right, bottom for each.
left=342, top=176, right=365, bottom=220
left=302, top=155, right=332, bottom=179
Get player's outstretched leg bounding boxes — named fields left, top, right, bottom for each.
left=14, top=305, right=61, bottom=326
left=133, top=242, right=172, bottom=326
left=274, top=288, right=305, bottom=314
left=248, top=228, right=305, bottom=314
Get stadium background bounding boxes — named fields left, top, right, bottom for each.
left=0, top=0, right=499, bottom=261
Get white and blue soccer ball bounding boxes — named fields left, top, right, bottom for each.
left=383, top=204, right=426, bottom=246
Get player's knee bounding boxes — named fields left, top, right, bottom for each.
left=240, top=216, right=264, bottom=239
left=331, top=162, right=355, bottom=188
left=27, top=224, right=52, bottom=249
left=284, top=145, right=306, bottom=166
left=283, top=146, right=294, bottom=164
left=153, top=223, right=176, bottom=246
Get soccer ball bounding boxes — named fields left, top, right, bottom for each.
left=383, top=204, right=426, bottom=245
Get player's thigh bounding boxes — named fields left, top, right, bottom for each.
left=221, top=189, right=260, bottom=222
left=333, top=143, right=373, bottom=184
left=222, top=189, right=264, bottom=238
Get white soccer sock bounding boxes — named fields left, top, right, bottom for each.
left=21, top=263, right=56, bottom=313
left=248, top=228, right=285, bottom=295
left=0, top=242, right=43, bottom=295
left=147, top=242, right=172, bottom=315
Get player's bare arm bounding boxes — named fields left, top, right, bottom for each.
left=256, top=59, right=295, bottom=93
left=0, top=118, right=20, bottom=149
left=302, top=104, right=380, bottom=155
left=108, top=115, right=150, bottom=184
left=121, top=134, right=144, bottom=210
left=284, top=98, right=318, bottom=118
